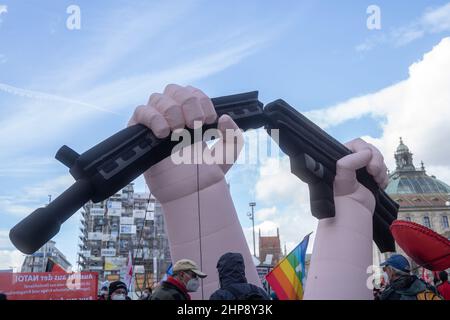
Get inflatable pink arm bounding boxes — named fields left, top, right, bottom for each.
left=304, top=139, right=389, bottom=300
left=129, top=84, right=261, bottom=299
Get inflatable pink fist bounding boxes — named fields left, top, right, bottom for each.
left=128, top=84, right=260, bottom=299
left=304, top=138, right=389, bottom=300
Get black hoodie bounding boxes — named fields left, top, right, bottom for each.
left=209, top=252, right=269, bottom=300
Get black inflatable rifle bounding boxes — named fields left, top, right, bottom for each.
left=9, top=91, right=398, bottom=254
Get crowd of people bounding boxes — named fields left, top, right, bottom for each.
left=98, top=252, right=449, bottom=301
left=100, top=252, right=270, bottom=301
left=0, top=252, right=448, bottom=301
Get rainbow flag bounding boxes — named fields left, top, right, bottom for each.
left=265, top=232, right=311, bottom=300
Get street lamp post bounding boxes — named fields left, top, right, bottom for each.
left=247, top=202, right=256, bottom=257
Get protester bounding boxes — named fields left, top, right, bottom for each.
left=209, top=252, right=270, bottom=300
left=436, top=271, right=450, bottom=300
left=108, top=281, right=131, bottom=300
left=378, top=254, right=442, bottom=300
left=139, top=287, right=153, bottom=300
left=98, top=285, right=109, bottom=300
left=151, top=259, right=207, bottom=300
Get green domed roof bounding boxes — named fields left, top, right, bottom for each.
left=386, top=172, right=450, bottom=195
left=387, top=138, right=450, bottom=195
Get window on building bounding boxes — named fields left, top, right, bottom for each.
left=442, top=216, right=449, bottom=229
left=423, top=216, right=431, bottom=228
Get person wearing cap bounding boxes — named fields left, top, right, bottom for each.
left=108, top=281, right=131, bottom=300
left=378, top=254, right=440, bottom=300
left=151, top=259, right=207, bottom=300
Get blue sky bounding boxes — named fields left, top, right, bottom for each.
left=1, top=0, right=450, bottom=270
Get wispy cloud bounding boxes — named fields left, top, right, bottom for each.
left=0, top=82, right=119, bottom=115
left=356, top=2, right=450, bottom=51
left=0, top=157, right=56, bottom=178
left=0, top=17, right=279, bottom=163
left=0, top=174, right=74, bottom=217
left=52, top=1, right=199, bottom=92
left=0, top=4, right=6, bottom=17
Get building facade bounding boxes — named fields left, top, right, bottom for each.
left=77, top=183, right=171, bottom=292
left=374, top=138, right=450, bottom=274
left=258, top=228, right=282, bottom=266
left=21, top=240, right=72, bottom=273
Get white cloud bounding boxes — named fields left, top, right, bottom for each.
left=356, top=3, right=450, bottom=51
left=255, top=206, right=277, bottom=221
left=0, top=230, right=13, bottom=250
left=422, top=2, right=450, bottom=33
left=314, top=37, right=450, bottom=172
left=0, top=199, right=35, bottom=218
left=245, top=156, right=317, bottom=255
left=23, top=175, right=75, bottom=200
left=0, top=229, right=25, bottom=271
left=0, top=250, right=25, bottom=271
left=255, top=156, right=310, bottom=205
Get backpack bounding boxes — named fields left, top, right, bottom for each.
left=224, top=285, right=269, bottom=300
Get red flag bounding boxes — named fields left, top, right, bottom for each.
left=125, top=251, right=133, bottom=289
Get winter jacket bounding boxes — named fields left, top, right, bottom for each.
left=150, top=276, right=190, bottom=300
left=379, top=275, right=441, bottom=300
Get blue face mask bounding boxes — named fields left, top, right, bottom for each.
left=186, top=278, right=200, bottom=292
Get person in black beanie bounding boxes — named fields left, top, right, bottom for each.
left=108, top=281, right=131, bottom=300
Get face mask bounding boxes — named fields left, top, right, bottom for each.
left=101, top=290, right=108, bottom=295
left=111, top=294, right=126, bottom=300
left=186, top=278, right=200, bottom=292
